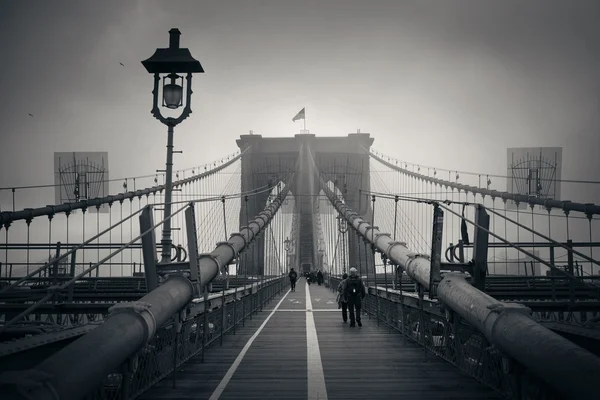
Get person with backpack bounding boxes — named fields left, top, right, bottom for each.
left=288, top=268, right=298, bottom=292
left=336, top=273, right=349, bottom=323
left=344, top=267, right=366, bottom=327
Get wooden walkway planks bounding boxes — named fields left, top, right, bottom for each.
left=141, top=278, right=501, bottom=400
left=139, top=297, right=289, bottom=399
left=218, top=308, right=308, bottom=399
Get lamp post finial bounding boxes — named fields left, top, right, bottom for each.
left=169, top=28, right=181, bottom=49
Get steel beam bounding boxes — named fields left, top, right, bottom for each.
left=0, top=149, right=247, bottom=226
left=438, top=274, right=600, bottom=399
left=369, top=151, right=600, bottom=216
left=0, top=275, right=193, bottom=400
left=0, top=179, right=292, bottom=400
left=319, top=176, right=600, bottom=399
left=320, top=178, right=432, bottom=289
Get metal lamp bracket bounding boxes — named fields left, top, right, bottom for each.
left=150, top=72, right=194, bottom=127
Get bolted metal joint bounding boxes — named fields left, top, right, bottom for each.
left=215, top=241, right=239, bottom=273
left=374, top=232, right=391, bottom=243
left=487, top=302, right=531, bottom=316
left=239, top=226, right=252, bottom=239
left=108, top=301, right=158, bottom=344
left=247, top=220, right=262, bottom=234
left=386, top=241, right=407, bottom=254
left=406, top=253, right=431, bottom=261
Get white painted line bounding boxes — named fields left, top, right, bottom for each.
left=305, top=283, right=328, bottom=400
left=208, top=288, right=291, bottom=400
left=262, top=309, right=338, bottom=312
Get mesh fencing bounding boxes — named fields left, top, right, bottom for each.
left=329, top=276, right=564, bottom=400
left=84, top=277, right=287, bottom=400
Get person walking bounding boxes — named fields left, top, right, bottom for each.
left=317, top=270, right=324, bottom=286
left=336, top=273, right=349, bottom=323
left=344, top=267, right=366, bottom=327
left=288, top=268, right=298, bottom=292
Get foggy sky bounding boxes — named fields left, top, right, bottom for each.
left=0, top=1, right=599, bottom=204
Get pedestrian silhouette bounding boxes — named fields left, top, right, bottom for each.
left=336, top=273, right=349, bottom=323
left=343, top=267, right=366, bottom=327
left=288, top=268, right=298, bottom=292
left=317, top=270, right=324, bottom=285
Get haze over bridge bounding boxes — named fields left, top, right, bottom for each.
left=0, top=130, right=599, bottom=400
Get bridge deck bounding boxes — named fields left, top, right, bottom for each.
left=141, top=280, right=499, bottom=400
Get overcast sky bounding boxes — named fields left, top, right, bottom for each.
left=0, top=0, right=598, bottom=203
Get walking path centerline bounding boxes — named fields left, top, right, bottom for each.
left=262, top=308, right=339, bottom=312
left=208, top=288, right=291, bottom=400
left=305, top=281, right=328, bottom=400
left=140, top=279, right=500, bottom=400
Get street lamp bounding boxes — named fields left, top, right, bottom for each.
left=336, top=215, right=348, bottom=274
left=318, top=249, right=325, bottom=270
left=142, top=28, right=204, bottom=264
left=284, top=237, right=291, bottom=270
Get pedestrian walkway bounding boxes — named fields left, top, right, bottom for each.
left=141, top=278, right=499, bottom=399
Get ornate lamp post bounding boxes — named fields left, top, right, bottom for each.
left=142, top=28, right=204, bottom=264
left=284, top=237, right=291, bottom=271
left=337, top=214, right=348, bottom=274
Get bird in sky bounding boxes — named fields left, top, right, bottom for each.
left=28, top=113, right=33, bottom=117
left=119, top=62, right=124, bottom=66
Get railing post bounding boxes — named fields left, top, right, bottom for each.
left=458, top=239, right=465, bottom=263
left=472, top=205, right=490, bottom=291
left=450, top=311, right=464, bottom=369
left=52, top=242, right=62, bottom=286
left=120, top=356, right=136, bottom=400
left=220, top=291, right=225, bottom=346
left=201, top=287, right=209, bottom=363
left=172, top=309, right=185, bottom=388
left=233, top=287, right=237, bottom=335
left=398, top=269, right=406, bottom=344
left=417, top=283, right=427, bottom=361
left=68, top=250, right=77, bottom=302
left=503, top=356, right=523, bottom=400
left=429, top=204, right=443, bottom=298
left=242, top=280, right=246, bottom=327
left=382, top=254, right=391, bottom=333
left=185, top=204, right=201, bottom=296
left=140, top=206, right=158, bottom=292
left=233, top=258, right=238, bottom=335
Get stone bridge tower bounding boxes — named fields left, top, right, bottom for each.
left=236, top=133, right=375, bottom=276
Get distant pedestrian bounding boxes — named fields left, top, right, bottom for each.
left=305, top=271, right=311, bottom=285
left=336, top=273, right=349, bottom=323
left=344, top=267, right=366, bottom=327
left=288, top=268, right=298, bottom=292
left=317, top=270, right=324, bottom=286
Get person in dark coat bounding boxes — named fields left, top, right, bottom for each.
left=316, top=270, right=324, bottom=286
left=343, top=267, right=366, bottom=327
left=288, top=268, right=298, bottom=292
left=336, top=273, right=349, bottom=323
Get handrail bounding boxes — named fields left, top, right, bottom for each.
left=0, top=172, right=295, bottom=400
left=319, top=173, right=600, bottom=400
left=0, top=151, right=241, bottom=191
left=368, top=149, right=600, bottom=217
left=0, top=147, right=248, bottom=226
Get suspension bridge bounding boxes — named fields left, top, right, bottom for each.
left=0, top=131, right=598, bottom=400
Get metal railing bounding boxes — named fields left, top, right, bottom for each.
left=86, top=277, right=287, bottom=400
left=329, top=276, right=562, bottom=400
